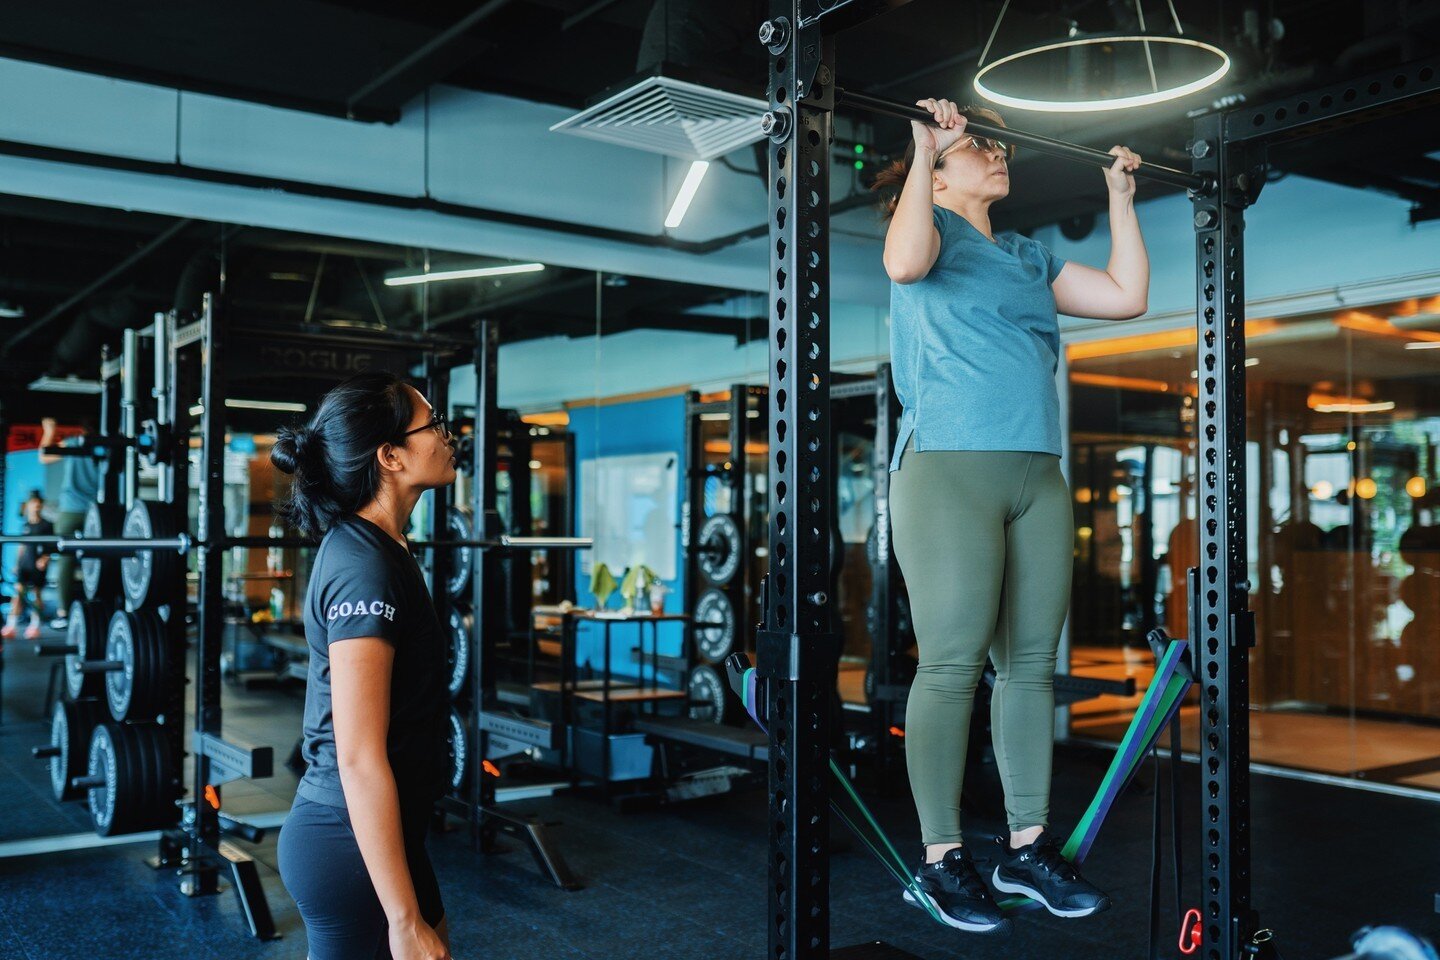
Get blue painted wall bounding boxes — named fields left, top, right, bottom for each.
left=566, top=394, right=688, bottom=683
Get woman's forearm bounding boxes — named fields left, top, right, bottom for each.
left=1105, top=195, right=1149, bottom=313
left=338, top=759, right=421, bottom=924
left=883, top=147, right=938, bottom=282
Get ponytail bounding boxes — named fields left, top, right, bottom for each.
left=270, top=372, right=414, bottom=538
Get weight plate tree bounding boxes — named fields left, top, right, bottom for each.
left=681, top=386, right=757, bottom=723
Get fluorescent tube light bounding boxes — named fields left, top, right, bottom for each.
left=385, top=263, right=546, bottom=287
left=190, top=400, right=309, bottom=415
left=665, top=161, right=710, bottom=229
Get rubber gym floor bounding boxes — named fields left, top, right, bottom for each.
left=1, top=638, right=1437, bottom=960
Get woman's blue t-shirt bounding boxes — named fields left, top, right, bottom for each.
left=888, top=205, right=1067, bottom=470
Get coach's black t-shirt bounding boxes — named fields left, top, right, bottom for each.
left=296, top=515, right=448, bottom=809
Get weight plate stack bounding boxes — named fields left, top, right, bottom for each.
left=692, top=589, right=737, bottom=663
left=104, top=609, right=168, bottom=722
left=696, top=514, right=742, bottom=585
left=446, top=506, right=474, bottom=601
left=84, top=722, right=173, bottom=836
left=80, top=502, right=124, bottom=602
left=119, top=500, right=178, bottom=610
left=686, top=664, right=733, bottom=724
left=447, top=607, right=472, bottom=699
left=447, top=707, right=469, bottom=795
left=129, top=723, right=179, bottom=830
left=47, top=698, right=104, bottom=802
left=65, top=599, right=111, bottom=701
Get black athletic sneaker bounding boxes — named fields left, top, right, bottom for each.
left=991, top=831, right=1110, bottom=918
left=902, top=847, right=1011, bottom=934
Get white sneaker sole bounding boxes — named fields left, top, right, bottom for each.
left=991, top=867, right=1109, bottom=918
left=902, top=887, right=1011, bottom=933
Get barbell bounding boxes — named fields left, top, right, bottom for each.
left=4, top=507, right=588, bottom=559
left=6, top=501, right=591, bottom=618
left=222, top=534, right=592, bottom=551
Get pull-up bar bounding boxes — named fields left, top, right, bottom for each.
left=834, top=88, right=1213, bottom=194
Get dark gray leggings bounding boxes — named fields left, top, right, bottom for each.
left=889, top=442, right=1073, bottom=843
left=278, top=795, right=443, bottom=959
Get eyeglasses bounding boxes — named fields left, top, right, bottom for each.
left=403, top=412, right=452, bottom=441
left=940, top=135, right=1014, bottom=162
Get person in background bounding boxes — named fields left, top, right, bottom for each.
left=4, top=492, right=54, bottom=642
left=39, top=416, right=100, bottom=629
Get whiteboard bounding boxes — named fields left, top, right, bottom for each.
left=579, top=452, right=679, bottom=580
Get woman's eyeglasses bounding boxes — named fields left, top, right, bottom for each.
left=939, top=135, right=1014, bottom=162
left=403, top=412, right=452, bottom=441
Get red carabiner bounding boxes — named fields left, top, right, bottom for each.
left=1179, top=909, right=1203, bottom=955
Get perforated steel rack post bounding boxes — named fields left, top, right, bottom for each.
left=760, top=2, right=842, bottom=956
left=867, top=364, right=904, bottom=774
left=1189, top=111, right=1259, bottom=960
left=427, top=356, right=454, bottom=661
left=469, top=321, right=502, bottom=847
left=192, top=293, right=228, bottom=898
left=681, top=390, right=707, bottom=666
left=155, top=310, right=190, bottom=886
left=502, top=412, right=535, bottom=641
left=99, top=344, right=124, bottom=506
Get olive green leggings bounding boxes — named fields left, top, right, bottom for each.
left=889, top=442, right=1073, bottom=843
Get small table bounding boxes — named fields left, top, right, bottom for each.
left=561, top=610, right=690, bottom=795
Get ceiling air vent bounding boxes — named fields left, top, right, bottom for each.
left=550, top=65, right=767, bottom=161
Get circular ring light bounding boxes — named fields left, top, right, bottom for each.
left=974, top=34, right=1230, bottom=113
